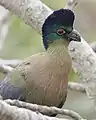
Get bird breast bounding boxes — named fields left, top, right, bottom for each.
left=23, top=45, right=72, bottom=107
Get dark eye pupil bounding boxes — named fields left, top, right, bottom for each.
left=57, top=28, right=65, bottom=35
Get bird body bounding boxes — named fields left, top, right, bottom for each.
left=0, top=9, right=81, bottom=109
left=7, top=39, right=71, bottom=107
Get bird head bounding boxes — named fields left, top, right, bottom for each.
left=42, top=9, right=81, bottom=50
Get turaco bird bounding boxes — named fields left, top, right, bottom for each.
left=0, top=9, right=81, bottom=109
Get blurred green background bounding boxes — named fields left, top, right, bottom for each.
left=0, top=0, right=96, bottom=119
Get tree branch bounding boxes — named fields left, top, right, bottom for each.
left=0, top=59, right=22, bottom=74
left=65, top=0, right=78, bottom=10
left=0, top=59, right=22, bottom=67
left=90, top=42, right=96, bottom=53
left=0, top=100, right=69, bottom=120
left=68, top=36, right=96, bottom=100
left=0, top=95, right=86, bottom=120
left=4, top=99, right=85, bottom=120
left=68, top=82, right=86, bottom=93
left=0, top=64, right=13, bottom=73
left=0, top=0, right=52, bottom=32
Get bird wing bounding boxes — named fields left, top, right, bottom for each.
left=0, top=52, right=46, bottom=101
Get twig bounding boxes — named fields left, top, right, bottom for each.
left=0, top=59, right=22, bottom=67
left=68, top=82, right=86, bottom=93
left=65, top=0, right=78, bottom=10
left=90, top=42, right=96, bottom=53
left=5, top=99, right=85, bottom=120
left=0, top=59, right=21, bottom=73
left=0, top=64, right=13, bottom=73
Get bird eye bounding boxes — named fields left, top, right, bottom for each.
left=57, top=28, right=65, bottom=35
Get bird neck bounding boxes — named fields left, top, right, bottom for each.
left=46, top=39, right=72, bottom=84
left=46, top=39, right=72, bottom=73
left=46, top=39, right=69, bottom=56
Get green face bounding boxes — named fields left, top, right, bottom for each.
left=46, top=24, right=73, bottom=44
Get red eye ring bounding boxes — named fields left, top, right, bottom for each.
left=57, top=28, right=65, bottom=35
